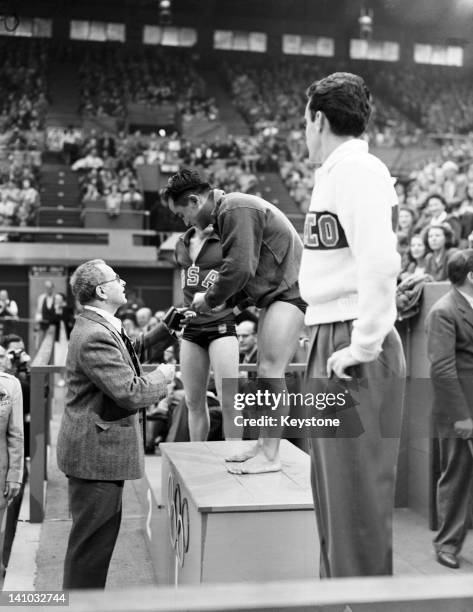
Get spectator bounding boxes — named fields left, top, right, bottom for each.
left=123, top=183, right=144, bottom=210
left=104, top=183, right=122, bottom=218
left=154, top=310, right=166, bottom=324
left=116, top=289, right=144, bottom=320
left=0, top=291, right=18, bottom=320
left=52, top=293, right=75, bottom=342
left=145, top=378, right=185, bottom=454
left=19, top=178, right=39, bottom=223
left=35, top=280, right=57, bottom=344
left=236, top=319, right=258, bottom=368
left=425, top=194, right=461, bottom=243
left=397, top=207, right=417, bottom=241
left=400, top=234, right=429, bottom=281
left=62, top=126, right=80, bottom=165
left=424, top=224, right=458, bottom=281
left=122, top=316, right=139, bottom=341
left=71, top=148, right=103, bottom=172
left=2, top=334, right=30, bottom=457
left=135, top=307, right=152, bottom=333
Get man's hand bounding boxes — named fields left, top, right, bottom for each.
left=157, top=363, right=175, bottom=384
left=191, top=292, right=211, bottom=313
left=179, top=309, right=197, bottom=328
left=326, top=347, right=361, bottom=380
left=4, top=482, right=20, bottom=502
left=453, top=417, right=473, bottom=439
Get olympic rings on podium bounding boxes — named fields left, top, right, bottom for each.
left=167, top=472, right=190, bottom=567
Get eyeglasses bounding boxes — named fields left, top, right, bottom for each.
left=96, top=274, right=123, bottom=288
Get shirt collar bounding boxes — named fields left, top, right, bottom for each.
left=457, top=289, right=473, bottom=311
left=317, top=138, right=369, bottom=177
left=181, top=225, right=219, bottom=247
left=431, top=211, right=447, bottom=225
left=84, top=305, right=122, bottom=333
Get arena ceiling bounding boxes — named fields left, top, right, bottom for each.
left=10, top=0, right=473, bottom=39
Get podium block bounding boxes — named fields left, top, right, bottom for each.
left=158, top=440, right=318, bottom=585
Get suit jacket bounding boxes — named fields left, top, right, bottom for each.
left=0, top=373, right=23, bottom=509
left=56, top=310, right=174, bottom=480
left=426, top=287, right=473, bottom=424
left=423, top=249, right=458, bottom=282
left=460, top=211, right=473, bottom=244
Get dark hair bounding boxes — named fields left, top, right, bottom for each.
left=236, top=318, right=258, bottom=334
left=162, top=169, right=211, bottom=203
left=1, top=333, right=23, bottom=349
left=423, top=224, right=455, bottom=251
left=398, top=206, right=417, bottom=227
left=447, top=249, right=473, bottom=285
left=306, top=72, right=371, bottom=137
left=424, top=193, right=447, bottom=211
left=235, top=309, right=259, bottom=329
left=403, top=233, right=427, bottom=268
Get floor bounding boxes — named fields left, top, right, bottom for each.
left=11, top=442, right=473, bottom=592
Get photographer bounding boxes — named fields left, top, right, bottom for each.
left=0, top=291, right=18, bottom=320
left=1, top=335, right=30, bottom=457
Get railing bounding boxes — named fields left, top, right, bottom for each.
left=29, top=326, right=56, bottom=523
left=0, top=227, right=171, bottom=265
left=56, top=574, right=473, bottom=611
left=28, top=363, right=306, bottom=523
left=0, top=226, right=168, bottom=244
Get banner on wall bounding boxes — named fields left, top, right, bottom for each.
left=30, top=266, right=66, bottom=277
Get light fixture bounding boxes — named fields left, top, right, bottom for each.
left=358, top=6, right=373, bottom=40
left=159, top=0, right=172, bottom=26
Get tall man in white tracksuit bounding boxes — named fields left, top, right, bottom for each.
left=300, top=72, right=406, bottom=577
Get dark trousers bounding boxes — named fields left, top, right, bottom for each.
left=63, top=477, right=124, bottom=589
left=434, top=424, right=473, bottom=555
left=305, top=321, right=405, bottom=578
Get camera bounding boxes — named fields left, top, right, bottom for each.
left=7, top=348, right=30, bottom=373
left=163, top=306, right=186, bottom=331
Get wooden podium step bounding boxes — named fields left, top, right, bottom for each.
left=136, top=440, right=318, bottom=586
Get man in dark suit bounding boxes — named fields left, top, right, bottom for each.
left=57, top=258, right=176, bottom=589
left=35, top=280, right=57, bottom=344
left=426, top=249, right=473, bottom=570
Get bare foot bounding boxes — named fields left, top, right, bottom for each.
left=227, top=454, right=282, bottom=474
left=225, top=442, right=260, bottom=463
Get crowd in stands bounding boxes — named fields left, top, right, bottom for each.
left=394, top=147, right=473, bottom=320
left=73, top=128, right=275, bottom=218
left=77, top=46, right=218, bottom=122
left=221, top=55, right=419, bottom=144
left=0, top=177, right=40, bottom=229
left=0, top=39, right=49, bottom=132
left=72, top=129, right=144, bottom=217
left=0, top=40, right=49, bottom=229
left=219, top=55, right=424, bottom=211
left=367, top=64, right=473, bottom=135
left=2, top=37, right=473, bottom=238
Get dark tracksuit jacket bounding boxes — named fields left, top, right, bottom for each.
left=197, top=190, right=303, bottom=310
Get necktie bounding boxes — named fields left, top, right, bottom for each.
left=121, top=328, right=140, bottom=374
left=121, top=327, right=146, bottom=446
